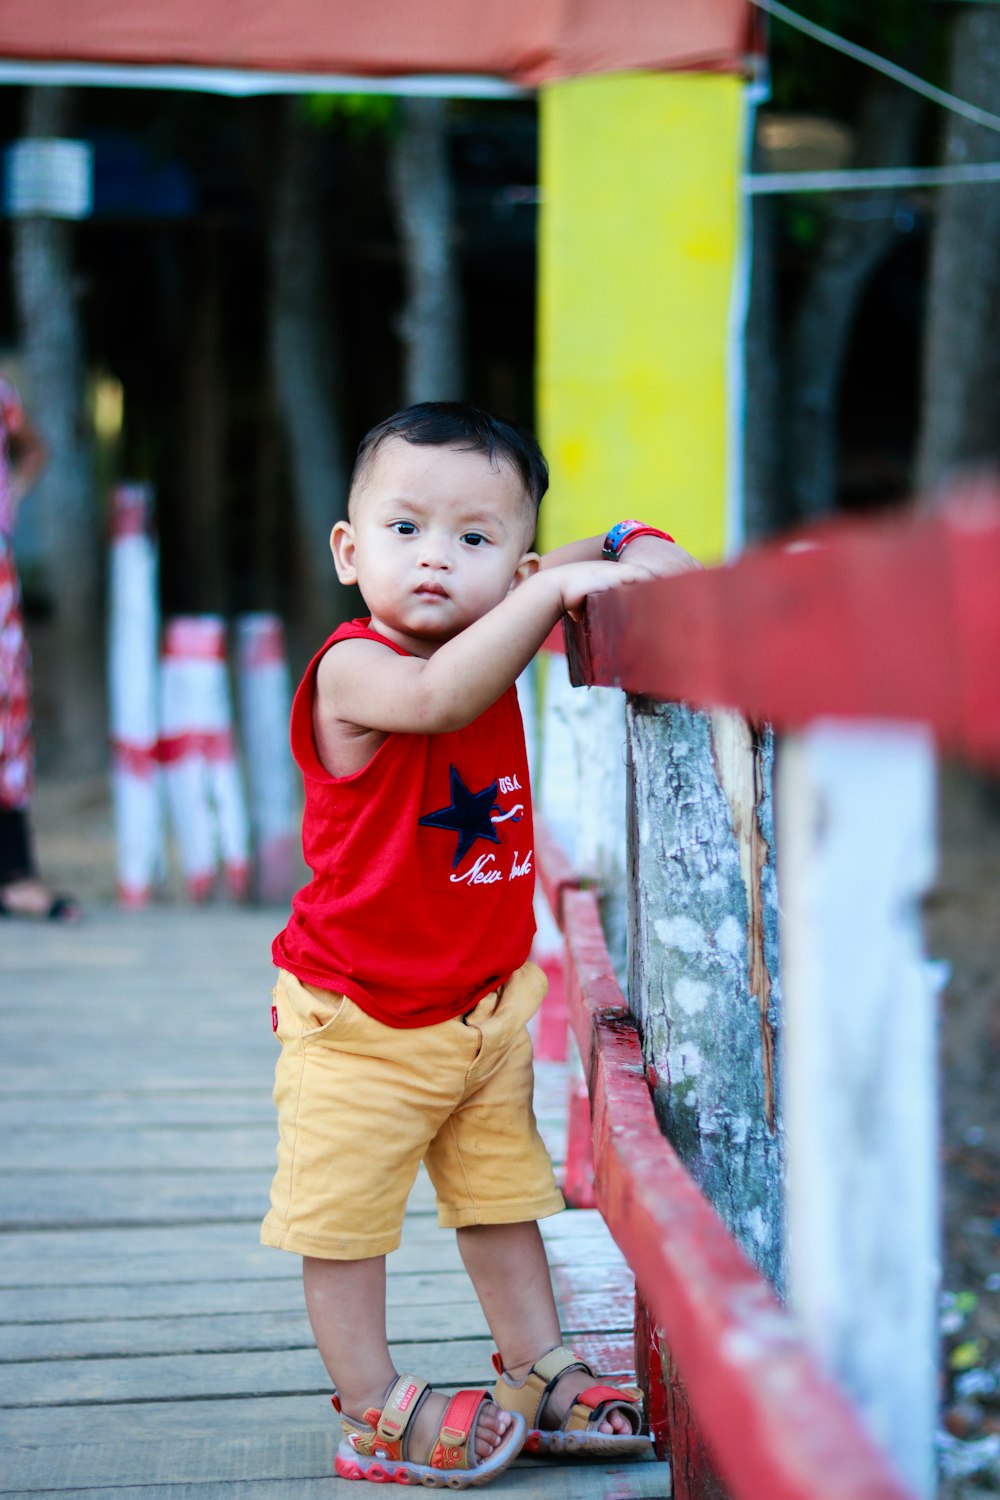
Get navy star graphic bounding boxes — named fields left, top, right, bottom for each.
left=419, top=764, right=502, bottom=868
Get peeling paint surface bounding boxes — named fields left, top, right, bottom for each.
left=673, top=976, right=711, bottom=1016
left=715, top=914, right=744, bottom=956
left=627, top=698, right=784, bottom=1291
left=654, top=915, right=709, bottom=954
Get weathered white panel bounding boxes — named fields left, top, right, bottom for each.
left=536, top=652, right=628, bottom=973
left=778, top=720, right=938, bottom=1498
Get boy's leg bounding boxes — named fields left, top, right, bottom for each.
left=303, top=1254, right=515, bottom=1460
left=456, top=1221, right=633, bottom=1436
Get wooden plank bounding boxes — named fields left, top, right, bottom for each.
left=0, top=1270, right=483, bottom=1325
left=0, top=1214, right=624, bottom=1289
left=567, top=486, right=1000, bottom=770
left=0, top=1266, right=629, bottom=1338
left=0, top=1333, right=635, bottom=1410
left=0, top=1389, right=663, bottom=1455
left=2, top=1305, right=505, bottom=1361
left=0, top=1175, right=274, bottom=1229
left=0, top=1394, right=328, bottom=1447
left=2, top=1462, right=672, bottom=1500
left=0, top=1284, right=632, bottom=1361
left=0, top=1092, right=272, bottom=1128
left=2, top=1126, right=278, bottom=1168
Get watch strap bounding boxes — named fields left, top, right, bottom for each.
left=602, top=519, right=675, bottom=560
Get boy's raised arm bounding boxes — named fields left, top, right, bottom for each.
left=540, top=531, right=702, bottom=579
left=317, top=557, right=649, bottom=745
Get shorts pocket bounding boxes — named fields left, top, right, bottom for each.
left=274, top=970, right=350, bottom=1040
left=301, top=985, right=349, bottom=1039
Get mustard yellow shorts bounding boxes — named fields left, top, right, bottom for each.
left=260, top=960, right=565, bottom=1260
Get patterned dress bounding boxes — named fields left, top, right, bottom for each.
left=0, top=378, right=34, bottom=813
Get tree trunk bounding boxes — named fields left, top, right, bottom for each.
left=267, top=100, right=348, bottom=657
left=786, top=82, right=922, bottom=524
left=176, top=221, right=226, bottom=614
left=626, top=700, right=784, bottom=1291
left=388, top=98, right=464, bottom=405
left=916, top=7, right=1000, bottom=495
left=12, top=86, right=103, bottom=771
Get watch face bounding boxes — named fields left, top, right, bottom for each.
left=604, top=520, right=640, bottom=559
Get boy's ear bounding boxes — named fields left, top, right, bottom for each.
left=330, top=520, right=357, bottom=586
left=508, top=551, right=540, bottom=593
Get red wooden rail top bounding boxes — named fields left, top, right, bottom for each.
left=565, top=485, right=1000, bottom=769
left=541, top=851, right=914, bottom=1500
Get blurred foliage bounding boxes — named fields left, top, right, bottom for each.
left=302, top=92, right=398, bottom=138
left=950, top=1339, right=987, bottom=1371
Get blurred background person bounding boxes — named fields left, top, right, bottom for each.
left=0, top=375, right=80, bottom=920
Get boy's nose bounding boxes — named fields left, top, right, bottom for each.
left=418, top=535, right=451, bottom=568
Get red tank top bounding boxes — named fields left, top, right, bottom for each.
left=272, top=619, right=536, bottom=1027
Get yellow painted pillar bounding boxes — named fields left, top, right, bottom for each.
left=537, top=72, right=747, bottom=563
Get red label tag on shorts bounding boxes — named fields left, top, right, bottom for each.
left=271, top=1005, right=279, bottom=1032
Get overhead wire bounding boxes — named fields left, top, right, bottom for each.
left=747, top=0, right=1000, bottom=193
left=750, top=0, right=1000, bottom=135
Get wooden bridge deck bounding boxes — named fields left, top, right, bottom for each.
left=0, top=906, right=671, bottom=1499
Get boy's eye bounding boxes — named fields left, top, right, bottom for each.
left=392, top=521, right=417, bottom=536
left=461, top=532, right=488, bottom=547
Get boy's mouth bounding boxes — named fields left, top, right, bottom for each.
left=415, top=582, right=449, bottom=599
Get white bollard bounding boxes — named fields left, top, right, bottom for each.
left=235, top=613, right=298, bottom=904
left=778, top=718, right=938, bottom=1498
left=107, top=484, right=163, bottom=908
left=159, top=615, right=250, bottom=902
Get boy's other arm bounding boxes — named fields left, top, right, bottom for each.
left=315, top=559, right=649, bottom=752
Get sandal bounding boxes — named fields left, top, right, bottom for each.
left=492, top=1345, right=651, bottom=1457
left=334, top=1373, right=527, bottom=1487
left=0, top=886, right=81, bottom=922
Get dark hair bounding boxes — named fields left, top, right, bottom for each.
left=349, top=401, right=549, bottom=510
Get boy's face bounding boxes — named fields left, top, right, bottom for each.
left=331, top=437, right=539, bottom=655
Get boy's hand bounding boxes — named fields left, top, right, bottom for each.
left=615, top=534, right=703, bottom=581
left=551, top=559, right=651, bottom=622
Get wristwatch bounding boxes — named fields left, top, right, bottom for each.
left=602, top=519, right=675, bottom=561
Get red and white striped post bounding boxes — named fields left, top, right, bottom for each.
left=235, top=612, right=298, bottom=904
left=107, top=483, right=163, bottom=908
left=159, top=615, right=250, bottom=902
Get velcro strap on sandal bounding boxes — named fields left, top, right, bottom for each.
left=493, top=1345, right=593, bottom=1427
left=566, top=1383, right=643, bottom=1436
left=577, top=1383, right=640, bottom=1408
left=364, top=1374, right=428, bottom=1457
left=428, top=1389, right=485, bottom=1470
left=531, top=1346, right=592, bottom=1386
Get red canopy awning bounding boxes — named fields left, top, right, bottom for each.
left=0, top=0, right=754, bottom=87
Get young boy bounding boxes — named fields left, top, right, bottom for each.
left=262, top=402, right=697, bottom=1488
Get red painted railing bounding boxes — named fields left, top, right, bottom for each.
left=537, top=837, right=913, bottom=1500
left=536, top=490, right=1000, bottom=1500
left=567, top=485, right=1000, bottom=769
